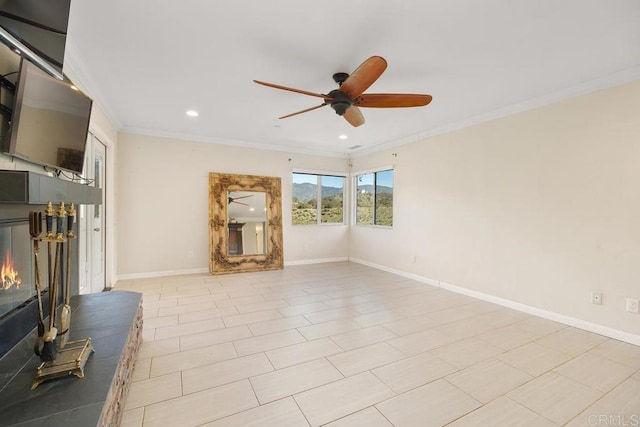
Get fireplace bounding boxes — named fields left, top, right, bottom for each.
left=0, top=219, right=51, bottom=358
left=1, top=222, right=35, bottom=317
left=0, top=170, right=101, bottom=359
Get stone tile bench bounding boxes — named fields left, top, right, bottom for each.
left=0, top=291, right=143, bottom=426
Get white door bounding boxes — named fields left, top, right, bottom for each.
left=78, top=135, right=106, bottom=294
left=90, top=138, right=106, bottom=293
left=78, top=136, right=90, bottom=294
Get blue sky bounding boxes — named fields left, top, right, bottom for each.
left=357, top=170, right=393, bottom=188
left=292, top=173, right=317, bottom=185
left=293, top=173, right=344, bottom=189
left=294, top=171, right=393, bottom=188
left=376, top=170, right=393, bottom=187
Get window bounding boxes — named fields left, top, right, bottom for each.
left=292, top=172, right=345, bottom=225
left=355, top=169, right=393, bottom=226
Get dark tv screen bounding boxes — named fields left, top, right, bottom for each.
left=0, top=0, right=70, bottom=80
left=5, top=59, right=92, bottom=174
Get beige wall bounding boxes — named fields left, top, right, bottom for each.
left=116, top=133, right=349, bottom=276
left=350, top=80, right=640, bottom=336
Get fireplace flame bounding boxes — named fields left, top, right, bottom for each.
left=1, top=252, right=21, bottom=290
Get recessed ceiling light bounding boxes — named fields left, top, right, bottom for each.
left=249, top=207, right=255, bottom=211
left=338, top=134, right=348, bottom=140
left=70, top=85, right=79, bottom=91
left=186, top=110, right=199, bottom=117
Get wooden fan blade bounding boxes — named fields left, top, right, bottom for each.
left=355, top=93, right=433, bottom=108
left=254, top=80, right=333, bottom=100
left=232, top=194, right=254, bottom=200
left=232, top=201, right=250, bottom=206
left=279, top=103, right=327, bottom=119
left=343, top=106, right=365, bottom=127
left=339, top=56, right=387, bottom=99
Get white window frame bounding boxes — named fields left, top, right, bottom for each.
left=352, top=165, right=394, bottom=228
left=292, top=169, right=348, bottom=226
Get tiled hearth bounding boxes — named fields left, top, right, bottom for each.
left=0, top=291, right=143, bottom=426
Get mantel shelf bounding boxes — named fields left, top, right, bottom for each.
left=0, top=170, right=101, bottom=205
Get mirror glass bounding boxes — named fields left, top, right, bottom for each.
left=227, top=191, right=267, bottom=255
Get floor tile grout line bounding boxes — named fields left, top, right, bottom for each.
left=119, top=266, right=640, bottom=426
left=290, top=394, right=312, bottom=426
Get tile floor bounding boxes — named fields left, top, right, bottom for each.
left=117, top=262, right=640, bottom=427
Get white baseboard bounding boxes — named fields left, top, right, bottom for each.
left=349, top=258, right=440, bottom=287
left=350, top=258, right=640, bottom=346
left=115, top=258, right=349, bottom=281
left=116, top=267, right=209, bottom=282
left=439, top=281, right=640, bottom=346
left=285, top=257, right=349, bottom=266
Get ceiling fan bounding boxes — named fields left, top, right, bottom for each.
left=254, top=56, right=432, bottom=127
left=228, top=193, right=253, bottom=207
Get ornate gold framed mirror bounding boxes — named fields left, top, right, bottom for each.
left=209, top=173, right=283, bottom=274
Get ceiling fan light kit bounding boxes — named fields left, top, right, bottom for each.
left=254, top=56, right=432, bottom=127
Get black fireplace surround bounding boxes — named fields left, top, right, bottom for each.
left=0, top=170, right=101, bottom=358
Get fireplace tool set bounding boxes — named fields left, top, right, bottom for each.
left=28, top=202, right=94, bottom=389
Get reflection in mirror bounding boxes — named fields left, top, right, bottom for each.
left=227, top=191, right=266, bottom=256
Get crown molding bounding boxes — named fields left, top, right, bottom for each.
left=351, top=66, right=640, bottom=159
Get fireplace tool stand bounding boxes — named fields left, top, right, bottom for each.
left=32, top=339, right=94, bottom=389
left=30, top=202, right=94, bottom=390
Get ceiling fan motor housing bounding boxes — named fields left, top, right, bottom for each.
left=327, top=90, right=353, bottom=116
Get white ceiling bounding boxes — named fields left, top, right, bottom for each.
left=64, top=1, right=640, bottom=157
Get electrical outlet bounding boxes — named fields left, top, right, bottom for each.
left=591, top=291, right=602, bottom=305
left=626, top=298, right=639, bottom=314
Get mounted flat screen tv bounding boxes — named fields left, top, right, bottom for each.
left=0, top=0, right=70, bottom=80
left=3, top=59, right=92, bottom=175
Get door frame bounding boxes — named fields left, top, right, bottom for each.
left=78, top=127, right=115, bottom=293
left=90, top=138, right=106, bottom=293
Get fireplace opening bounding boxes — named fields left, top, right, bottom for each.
left=1, top=252, right=22, bottom=289
left=0, top=220, right=50, bottom=358
left=0, top=224, right=34, bottom=318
